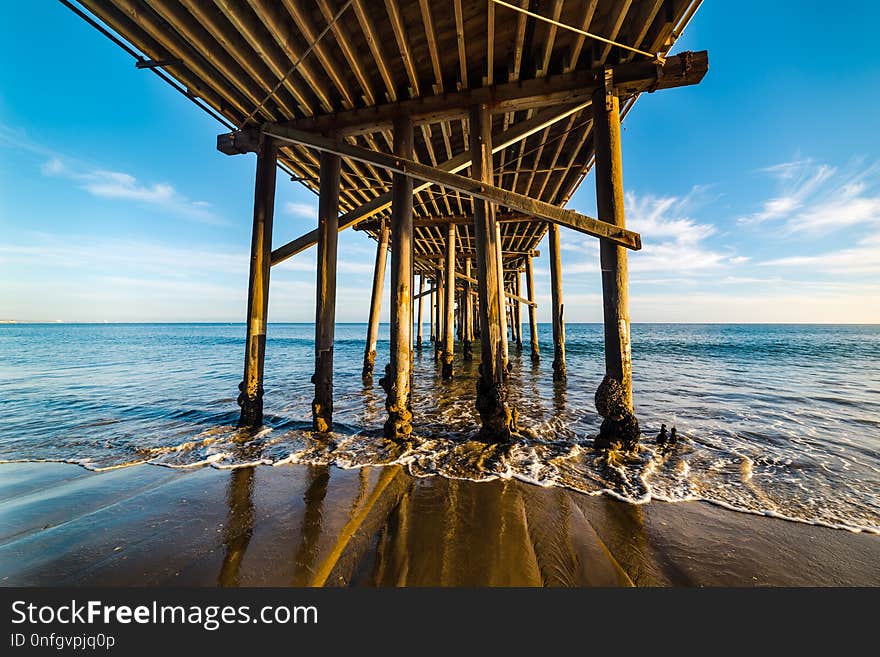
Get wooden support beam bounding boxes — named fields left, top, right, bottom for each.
left=356, top=213, right=532, bottom=230
left=268, top=52, right=708, bottom=136
left=429, top=286, right=436, bottom=342
left=419, top=250, right=540, bottom=260
left=495, top=222, right=509, bottom=369
left=442, top=223, right=456, bottom=380
left=381, top=116, right=415, bottom=440
left=549, top=224, right=567, bottom=382
left=312, top=151, right=341, bottom=432
left=471, top=103, right=516, bottom=441
left=434, top=265, right=444, bottom=361
left=514, top=269, right=523, bottom=351
left=238, top=136, right=277, bottom=428
left=456, top=271, right=536, bottom=307
left=267, top=103, right=590, bottom=266
left=416, top=274, right=425, bottom=348
left=263, top=122, right=642, bottom=250
left=414, top=285, right=436, bottom=301
left=594, top=73, right=633, bottom=410
left=362, top=221, right=389, bottom=380
left=463, top=258, right=474, bottom=360
left=526, top=256, right=540, bottom=363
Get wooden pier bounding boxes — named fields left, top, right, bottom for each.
left=68, top=0, right=707, bottom=446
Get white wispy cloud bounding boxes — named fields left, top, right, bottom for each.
left=761, top=232, right=880, bottom=274
left=562, top=187, right=742, bottom=276
left=618, top=188, right=737, bottom=273
left=41, top=156, right=222, bottom=223
left=739, top=157, right=880, bottom=233
left=284, top=201, right=317, bottom=218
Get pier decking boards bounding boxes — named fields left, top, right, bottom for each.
left=68, top=0, right=707, bottom=441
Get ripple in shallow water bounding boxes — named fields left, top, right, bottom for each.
left=0, top=323, right=878, bottom=534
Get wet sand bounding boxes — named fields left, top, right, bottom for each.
left=0, top=462, right=877, bottom=586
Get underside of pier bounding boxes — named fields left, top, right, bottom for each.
left=68, top=0, right=708, bottom=445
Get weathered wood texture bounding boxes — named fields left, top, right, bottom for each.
left=462, top=257, right=473, bottom=361
left=593, top=77, right=633, bottom=410
left=416, top=274, right=424, bottom=347
left=442, top=222, right=456, bottom=380
left=238, top=136, right=277, bottom=428
left=549, top=223, right=567, bottom=382
left=381, top=116, right=414, bottom=440
left=312, top=151, right=341, bottom=432
left=471, top=103, right=515, bottom=442
left=526, top=256, right=540, bottom=363
left=362, top=220, right=389, bottom=380
left=264, top=122, right=642, bottom=251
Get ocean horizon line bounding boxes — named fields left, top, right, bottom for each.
left=2, top=320, right=878, bottom=327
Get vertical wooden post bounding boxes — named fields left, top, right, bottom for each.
left=238, top=135, right=277, bottom=428
left=429, top=286, right=436, bottom=343
left=416, top=274, right=424, bottom=349
left=463, top=257, right=474, bottom=360
left=312, top=151, right=341, bottom=432
left=434, top=266, right=444, bottom=361
left=526, top=255, right=540, bottom=363
left=362, top=221, right=389, bottom=380
left=495, top=222, right=509, bottom=370
left=514, top=270, right=523, bottom=350
left=593, top=70, right=633, bottom=410
left=442, top=223, right=456, bottom=379
left=549, top=223, right=567, bottom=382
left=471, top=103, right=515, bottom=441
left=381, top=115, right=414, bottom=440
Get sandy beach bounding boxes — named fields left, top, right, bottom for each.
left=1, top=462, right=876, bottom=587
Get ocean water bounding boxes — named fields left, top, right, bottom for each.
left=0, top=322, right=878, bottom=534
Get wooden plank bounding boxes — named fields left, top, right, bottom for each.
left=267, top=102, right=592, bottom=265
left=262, top=123, right=642, bottom=250
left=238, top=136, right=277, bottom=428
left=312, top=151, right=341, bottom=433
left=266, top=52, right=708, bottom=136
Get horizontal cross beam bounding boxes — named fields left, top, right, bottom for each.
left=263, top=124, right=641, bottom=250
left=266, top=103, right=591, bottom=266
left=266, top=51, right=707, bottom=136
left=355, top=214, right=533, bottom=230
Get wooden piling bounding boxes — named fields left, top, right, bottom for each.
left=362, top=221, right=389, bottom=380
left=495, top=222, right=509, bottom=371
left=463, top=257, right=474, bottom=360
left=593, top=72, right=633, bottom=410
left=549, top=223, right=567, bottom=382
left=442, top=223, right=456, bottom=379
left=381, top=115, right=414, bottom=440
left=514, top=270, right=523, bottom=351
left=434, top=266, right=444, bottom=361
left=312, top=151, right=341, bottom=432
left=471, top=103, right=515, bottom=441
left=416, top=274, right=424, bottom=348
left=238, top=135, right=277, bottom=428
left=526, top=256, right=540, bottom=363
left=429, top=286, right=436, bottom=343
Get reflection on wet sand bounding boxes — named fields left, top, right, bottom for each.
left=1, top=462, right=877, bottom=587
left=218, top=467, right=255, bottom=586
left=361, top=476, right=630, bottom=586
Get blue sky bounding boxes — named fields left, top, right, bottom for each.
left=1, top=1, right=879, bottom=323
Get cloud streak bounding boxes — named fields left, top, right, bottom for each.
left=41, top=156, right=224, bottom=224
left=739, top=157, right=880, bottom=234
